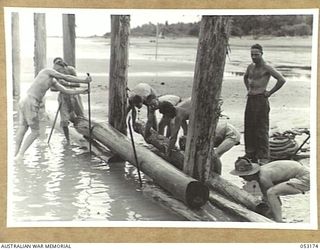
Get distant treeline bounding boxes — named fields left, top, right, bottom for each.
left=104, top=15, right=313, bottom=38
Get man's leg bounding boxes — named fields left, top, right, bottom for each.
left=60, top=100, right=71, bottom=142
left=62, top=126, right=70, bottom=144
left=181, top=120, right=188, bottom=136
left=15, top=125, right=28, bottom=156
left=158, top=116, right=167, bottom=136
left=16, top=128, right=40, bottom=158
left=256, top=97, right=270, bottom=164
left=266, top=182, right=301, bottom=222
left=72, top=95, right=84, bottom=117
left=244, top=98, right=258, bottom=162
left=215, top=138, right=237, bottom=158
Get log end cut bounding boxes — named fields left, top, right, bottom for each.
left=186, top=181, right=209, bottom=208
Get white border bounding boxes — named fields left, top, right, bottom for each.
left=4, top=7, right=319, bottom=230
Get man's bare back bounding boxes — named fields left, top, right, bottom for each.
left=259, top=160, right=309, bottom=186
left=28, top=68, right=90, bottom=102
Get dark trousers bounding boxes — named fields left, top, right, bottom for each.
left=244, top=94, right=270, bottom=161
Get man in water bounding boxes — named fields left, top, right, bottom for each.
left=54, top=63, right=85, bottom=144
left=230, top=157, right=310, bottom=222
left=15, top=57, right=91, bottom=159
left=243, top=44, right=286, bottom=165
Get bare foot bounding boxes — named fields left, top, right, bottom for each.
left=14, top=154, right=24, bottom=162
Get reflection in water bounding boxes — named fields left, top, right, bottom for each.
left=11, top=124, right=184, bottom=223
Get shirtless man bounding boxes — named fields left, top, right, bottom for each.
left=15, top=57, right=91, bottom=159
left=158, top=97, right=191, bottom=155
left=230, top=158, right=310, bottom=222
left=178, top=120, right=240, bottom=175
left=126, top=83, right=158, bottom=136
left=148, top=94, right=182, bottom=137
left=243, top=44, right=286, bottom=165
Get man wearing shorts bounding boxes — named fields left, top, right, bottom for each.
left=55, top=65, right=85, bottom=143
left=179, top=120, right=240, bottom=175
left=230, top=158, right=310, bottom=222
left=15, top=57, right=91, bottom=159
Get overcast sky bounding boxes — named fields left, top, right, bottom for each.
left=12, top=9, right=202, bottom=37
left=6, top=8, right=317, bottom=37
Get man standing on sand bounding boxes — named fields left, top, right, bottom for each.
left=230, top=157, right=310, bottom=222
left=148, top=94, right=182, bottom=138
left=15, top=57, right=92, bottom=159
left=243, top=44, right=286, bottom=164
left=178, top=120, right=240, bottom=175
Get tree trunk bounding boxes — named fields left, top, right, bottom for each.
left=209, top=192, right=272, bottom=222
left=11, top=12, right=20, bottom=98
left=73, top=117, right=209, bottom=209
left=184, top=16, right=230, bottom=182
left=62, top=14, right=76, bottom=66
left=34, top=13, right=47, bottom=76
left=109, top=15, right=129, bottom=134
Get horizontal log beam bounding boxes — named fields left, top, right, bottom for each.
left=73, top=117, right=209, bottom=209
left=134, top=120, right=267, bottom=213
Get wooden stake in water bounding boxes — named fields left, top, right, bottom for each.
left=155, top=23, right=159, bottom=60
left=47, top=103, right=62, bottom=144
left=128, top=117, right=143, bottom=188
left=87, top=73, right=92, bottom=155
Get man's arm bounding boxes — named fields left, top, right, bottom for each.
left=145, top=108, right=157, bottom=138
left=52, top=79, right=88, bottom=95
left=167, top=117, right=182, bottom=156
left=58, top=79, right=80, bottom=88
left=47, top=69, right=91, bottom=84
left=259, top=176, right=274, bottom=202
left=264, top=65, right=286, bottom=97
left=243, top=66, right=250, bottom=91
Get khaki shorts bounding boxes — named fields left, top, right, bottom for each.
left=18, top=95, right=41, bottom=130
left=286, top=173, right=310, bottom=193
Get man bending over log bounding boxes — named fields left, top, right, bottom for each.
left=230, top=157, right=310, bottom=222
left=127, top=83, right=158, bottom=136
left=15, top=57, right=92, bottom=159
left=148, top=94, right=182, bottom=138
left=158, top=97, right=191, bottom=156
left=179, top=120, right=241, bottom=175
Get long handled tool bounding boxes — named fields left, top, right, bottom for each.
left=86, top=73, right=92, bottom=155
left=128, top=117, right=143, bottom=188
left=47, top=102, right=62, bottom=144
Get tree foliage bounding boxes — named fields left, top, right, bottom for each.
left=105, top=15, right=313, bottom=38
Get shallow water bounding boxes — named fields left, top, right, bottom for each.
left=10, top=122, right=186, bottom=223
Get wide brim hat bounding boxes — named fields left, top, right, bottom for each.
left=230, top=157, right=260, bottom=176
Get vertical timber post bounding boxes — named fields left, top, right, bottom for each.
left=183, top=16, right=230, bottom=183
left=12, top=12, right=20, bottom=98
left=62, top=14, right=76, bottom=66
left=34, top=13, right=47, bottom=76
left=109, top=15, right=130, bottom=135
